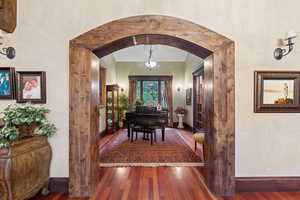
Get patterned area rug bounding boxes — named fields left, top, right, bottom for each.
left=99, top=128, right=203, bottom=167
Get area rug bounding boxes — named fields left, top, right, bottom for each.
left=99, top=128, right=203, bottom=167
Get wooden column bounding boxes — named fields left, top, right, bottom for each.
left=69, top=45, right=100, bottom=197
left=203, top=43, right=235, bottom=196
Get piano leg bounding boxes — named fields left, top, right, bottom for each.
left=162, top=127, right=165, bottom=141
left=127, top=124, right=130, bottom=138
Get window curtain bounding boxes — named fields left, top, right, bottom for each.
left=165, top=79, right=173, bottom=127
left=129, top=80, right=136, bottom=105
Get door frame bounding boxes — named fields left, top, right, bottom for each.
left=69, top=15, right=235, bottom=197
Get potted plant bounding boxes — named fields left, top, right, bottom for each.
left=0, top=103, right=57, bottom=148
left=175, top=106, right=187, bottom=129
left=117, top=94, right=132, bottom=128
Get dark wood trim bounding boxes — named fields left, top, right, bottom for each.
left=193, top=66, right=204, bottom=133
left=93, top=34, right=213, bottom=59
left=236, top=177, right=300, bottom=192
left=49, top=177, right=69, bottom=194
left=97, top=129, right=107, bottom=141
left=183, top=122, right=193, bottom=132
left=99, top=67, right=107, bottom=105
left=128, top=75, right=173, bottom=81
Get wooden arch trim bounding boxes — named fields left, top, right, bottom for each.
left=69, top=15, right=235, bottom=197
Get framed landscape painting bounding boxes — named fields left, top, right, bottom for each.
left=254, top=71, right=300, bottom=113
left=0, top=67, right=15, bottom=100
left=16, top=71, right=46, bottom=103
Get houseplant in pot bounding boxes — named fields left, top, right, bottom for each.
left=0, top=103, right=57, bottom=199
left=117, top=94, right=132, bottom=128
left=0, top=103, right=57, bottom=147
left=175, top=106, right=187, bottom=129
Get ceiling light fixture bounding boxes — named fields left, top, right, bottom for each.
left=145, top=46, right=158, bottom=71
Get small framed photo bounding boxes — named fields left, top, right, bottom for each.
left=254, top=71, right=300, bottom=113
left=0, top=67, right=15, bottom=100
left=16, top=71, right=46, bottom=103
left=186, top=88, right=192, bottom=105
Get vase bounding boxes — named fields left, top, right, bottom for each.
left=18, top=122, right=39, bottom=138
left=177, top=114, right=184, bottom=128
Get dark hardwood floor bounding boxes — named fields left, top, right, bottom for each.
left=32, top=166, right=300, bottom=200
left=31, top=128, right=300, bottom=200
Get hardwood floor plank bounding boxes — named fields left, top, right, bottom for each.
left=32, top=129, right=300, bottom=200
left=31, top=166, right=300, bottom=200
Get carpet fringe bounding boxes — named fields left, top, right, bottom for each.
left=99, top=162, right=204, bottom=167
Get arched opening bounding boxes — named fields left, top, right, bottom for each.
left=69, top=15, right=235, bottom=197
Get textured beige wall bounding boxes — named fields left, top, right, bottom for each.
left=0, top=0, right=299, bottom=177
left=183, top=54, right=203, bottom=127
left=115, top=62, right=186, bottom=121
left=100, top=55, right=117, bottom=85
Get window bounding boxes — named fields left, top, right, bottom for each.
left=142, top=81, right=159, bottom=105
left=130, top=76, right=171, bottom=108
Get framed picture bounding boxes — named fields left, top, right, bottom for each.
left=0, top=67, right=15, bottom=100
left=254, top=71, right=300, bottom=113
left=16, top=71, right=46, bottom=103
left=186, top=88, right=192, bottom=105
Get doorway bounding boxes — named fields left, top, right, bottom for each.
left=69, top=15, right=235, bottom=197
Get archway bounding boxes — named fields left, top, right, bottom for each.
left=69, top=15, right=235, bottom=197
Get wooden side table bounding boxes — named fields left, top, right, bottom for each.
left=0, top=136, right=52, bottom=200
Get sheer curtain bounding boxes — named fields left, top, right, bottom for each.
left=129, top=80, right=136, bottom=105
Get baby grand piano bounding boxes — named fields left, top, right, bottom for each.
left=124, top=106, right=169, bottom=141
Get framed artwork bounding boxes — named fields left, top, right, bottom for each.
left=254, top=71, right=300, bottom=113
left=186, top=88, right=192, bottom=105
left=16, top=71, right=46, bottom=103
left=0, top=67, right=15, bottom=100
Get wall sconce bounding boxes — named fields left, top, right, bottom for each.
left=0, top=33, right=16, bottom=59
left=0, top=47, right=15, bottom=59
left=274, top=30, right=297, bottom=60
left=119, top=83, right=125, bottom=92
left=176, top=84, right=182, bottom=92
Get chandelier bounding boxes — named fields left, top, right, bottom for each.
left=145, top=46, right=158, bottom=71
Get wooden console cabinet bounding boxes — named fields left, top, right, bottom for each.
left=0, top=136, right=52, bottom=200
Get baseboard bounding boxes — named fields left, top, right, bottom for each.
left=183, top=123, right=193, bottom=131
left=97, top=129, right=107, bottom=140
left=236, top=177, right=300, bottom=192
left=48, top=176, right=300, bottom=194
left=49, top=177, right=69, bottom=194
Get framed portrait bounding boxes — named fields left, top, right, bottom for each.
left=0, top=67, right=15, bottom=100
left=16, top=71, right=46, bottom=103
left=186, top=88, right=192, bottom=105
left=254, top=71, right=300, bottom=113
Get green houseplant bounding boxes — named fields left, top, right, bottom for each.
left=117, top=94, right=132, bottom=128
left=0, top=103, right=57, bottom=148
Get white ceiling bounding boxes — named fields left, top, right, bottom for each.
left=113, top=45, right=188, bottom=62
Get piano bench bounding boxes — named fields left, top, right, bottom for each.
left=131, top=126, right=156, bottom=145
